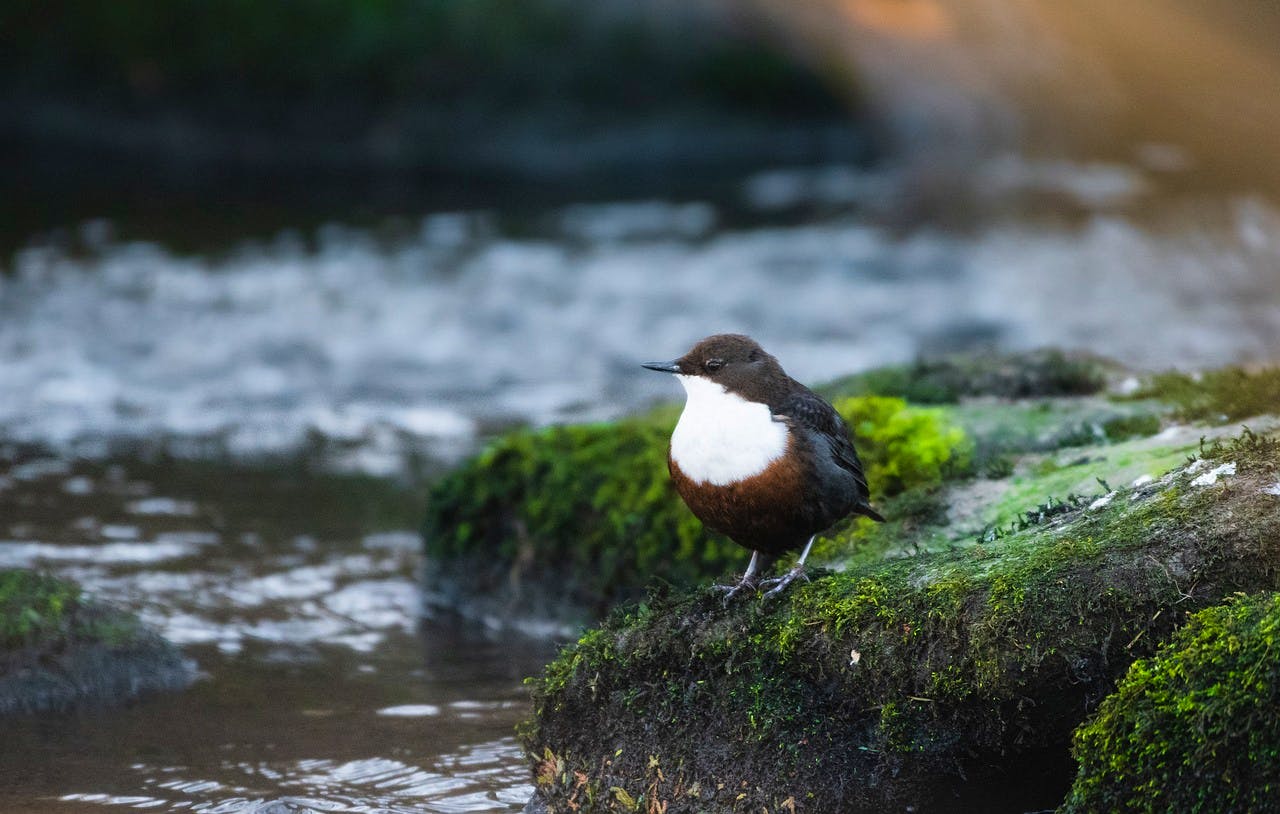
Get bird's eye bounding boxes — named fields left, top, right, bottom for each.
left=705, top=358, right=725, bottom=372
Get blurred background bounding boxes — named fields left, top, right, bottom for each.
left=1, top=1, right=1278, bottom=811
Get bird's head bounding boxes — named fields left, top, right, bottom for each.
left=642, top=334, right=785, bottom=399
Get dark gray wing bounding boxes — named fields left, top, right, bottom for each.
left=774, top=386, right=884, bottom=520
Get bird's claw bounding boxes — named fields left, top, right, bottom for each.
left=760, top=567, right=808, bottom=600
left=714, top=578, right=759, bottom=606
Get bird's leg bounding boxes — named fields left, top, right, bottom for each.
left=761, top=536, right=816, bottom=599
left=713, top=550, right=761, bottom=592
left=714, top=551, right=770, bottom=604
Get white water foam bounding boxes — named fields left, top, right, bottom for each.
left=3, top=177, right=1279, bottom=474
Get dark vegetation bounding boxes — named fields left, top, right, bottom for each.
left=0, top=0, right=860, bottom=199
left=0, top=569, right=191, bottom=715
left=0, top=0, right=871, bottom=253
left=0, top=570, right=88, bottom=651
left=1, top=0, right=841, bottom=118
left=1098, top=412, right=1162, bottom=442
left=519, top=426, right=1280, bottom=812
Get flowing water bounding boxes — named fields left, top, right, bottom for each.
left=2, top=153, right=1279, bottom=812
left=3, top=159, right=1279, bottom=478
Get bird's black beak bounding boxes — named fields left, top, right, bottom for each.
left=641, top=360, right=682, bottom=374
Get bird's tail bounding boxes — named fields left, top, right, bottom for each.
left=861, top=505, right=887, bottom=523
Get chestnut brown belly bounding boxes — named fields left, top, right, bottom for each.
left=669, top=450, right=820, bottom=556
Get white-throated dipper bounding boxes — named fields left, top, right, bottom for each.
left=643, top=334, right=885, bottom=601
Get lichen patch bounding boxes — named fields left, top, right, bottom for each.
left=1089, top=492, right=1116, bottom=510
left=1190, top=461, right=1236, bottom=487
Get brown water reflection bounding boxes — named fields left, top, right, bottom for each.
left=0, top=452, right=557, bottom=813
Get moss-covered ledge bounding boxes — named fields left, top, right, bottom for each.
left=1064, top=590, right=1280, bottom=814
left=0, top=569, right=193, bottom=716
left=519, top=429, right=1280, bottom=813
left=422, top=397, right=968, bottom=629
left=421, top=355, right=1279, bottom=635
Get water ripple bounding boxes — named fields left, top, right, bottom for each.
left=57, top=739, right=531, bottom=813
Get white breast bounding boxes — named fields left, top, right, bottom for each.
left=669, top=375, right=789, bottom=486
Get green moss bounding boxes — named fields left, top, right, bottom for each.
left=1129, top=366, right=1280, bottom=422
left=946, top=398, right=1168, bottom=458
left=424, top=379, right=1198, bottom=623
left=1201, top=424, right=1280, bottom=462
left=1100, top=413, right=1162, bottom=442
left=1065, top=592, right=1280, bottom=813
left=0, top=568, right=191, bottom=716
left=0, top=570, right=81, bottom=651
left=833, top=396, right=971, bottom=496
left=0, top=569, right=143, bottom=657
left=423, top=413, right=721, bottom=615
left=980, top=437, right=1194, bottom=532
left=521, top=426, right=1280, bottom=813
left=423, top=398, right=969, bottom=615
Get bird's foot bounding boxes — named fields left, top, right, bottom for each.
left=713, top=576, right=760, bottom=605
left=760, top=566, right=809, bottom=600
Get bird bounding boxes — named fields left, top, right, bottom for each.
left=642, top=333, right=884, bottom=601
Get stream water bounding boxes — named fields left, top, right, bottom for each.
left=2, top=154, right=1279, bottom=811
left=4, top=159, right=1279, bottom=478
left=0, top=452, right=555, bottom=813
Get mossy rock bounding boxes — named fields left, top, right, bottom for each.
left=422, top=397, right=968, bottom=626
left=0, top=569, right=192, bottom=716
left=1125, top=365, right=1280, bottom=423
left=519, top=428, right=1280, bottom=813
left=819, top=349, right=1116, bottom=404
left=1064, top=590, right=1280, bottom=814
